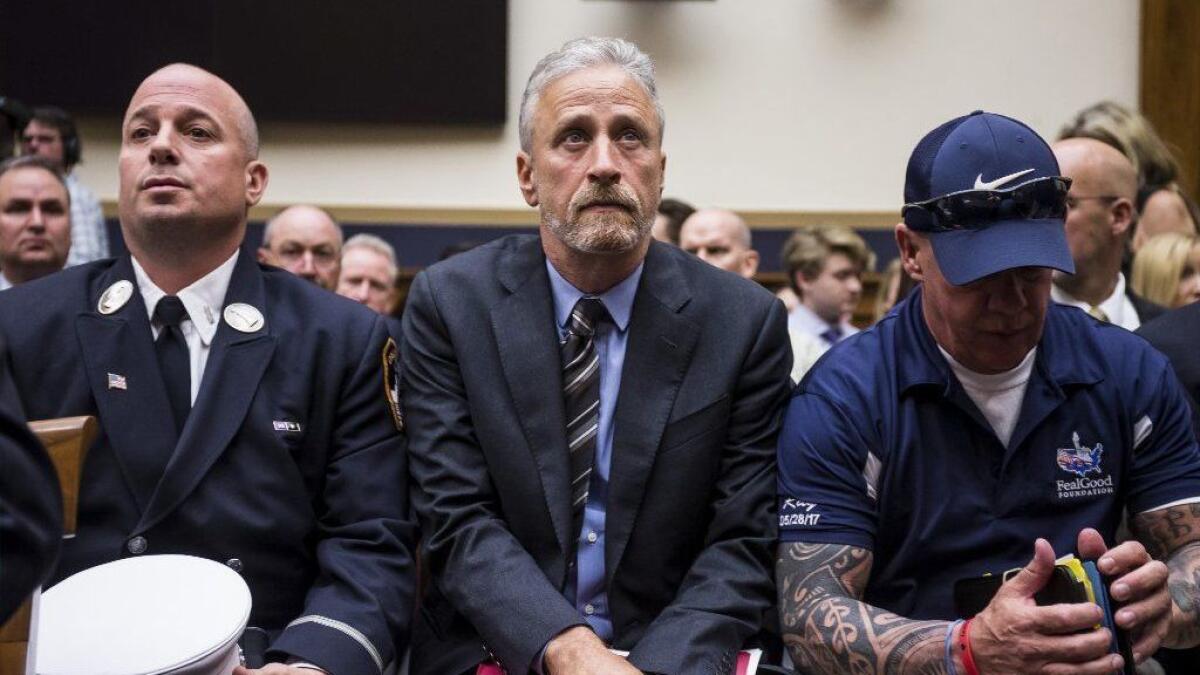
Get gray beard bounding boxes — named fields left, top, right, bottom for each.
left=545, top=209, right=651, bottom=255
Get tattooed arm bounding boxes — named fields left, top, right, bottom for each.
left=776, top=543, right=949, bottom=675
left=778, top=540, right=1121, bottom=675
left=1130, top=502, right=1200, bottom=649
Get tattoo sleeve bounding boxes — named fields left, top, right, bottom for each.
left=777, top=542, right=950, bottom=675
left=1131, top=502, right=1200, bottom=648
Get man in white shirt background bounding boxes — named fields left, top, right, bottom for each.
left=1051, top=137, right=1164, bottom=328
left=20, top=106, right=109, bottom=266
left=780, top=223, right=874, bottom=379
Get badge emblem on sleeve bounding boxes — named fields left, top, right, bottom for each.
left=381, top=337, right=404, bottom=432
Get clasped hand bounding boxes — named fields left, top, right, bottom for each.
left=968, top=529, right=1169, bottom=674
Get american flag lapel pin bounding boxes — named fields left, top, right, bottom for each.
left=107, top=373, right=127, bottom=390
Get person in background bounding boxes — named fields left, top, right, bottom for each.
left=780, top=223, right=874, bottom=379
left=1051, top=137, right=1164, bottom=328
left=0, top=96, right=32, bottom=161
left=650, top=196, right=694, bottom=245
left=1058, top=101, right=1200, bottom=251
left=678, top=208, right=759, bottom=278
left=1132, top=232, right=1200, bottom=309
left=20, top=106, right=108, bottom=266
left=337, top=233, right=399, bottom=315
left=0, top=155, right=71, bottom=289
left=257, top=205, right=343, bottom=290
left=871, top=257, right=917, bottom=323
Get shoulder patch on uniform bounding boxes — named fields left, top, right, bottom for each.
left=381, top=337, right=404, bottom=432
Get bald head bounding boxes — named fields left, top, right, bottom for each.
left=129, top=64, right=259, bottom=159
left=1053, top=137, right=1137, bottom=204
left=259, top=205, right=344, bottom=290
left=679, top=208, right=759, bottom=278
left=1052, top=137, right=1138, bottom=299
left=118, top=62, right=269, bottom=293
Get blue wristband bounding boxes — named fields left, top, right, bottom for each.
left=944, top=619, right=964, bottom=675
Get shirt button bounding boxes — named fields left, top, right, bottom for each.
left=586, top=531, right=598, bottom=544
left=226, top=558, right=243, bottom=572
left=127, top=536, right=147, bottom=555
left=584, top=604, right=595, bottom=616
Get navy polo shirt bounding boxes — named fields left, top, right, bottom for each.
left=777, top=289, right=1200, bottom=621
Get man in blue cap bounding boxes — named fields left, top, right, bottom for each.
left=776, top=111, right=1200, bottom=674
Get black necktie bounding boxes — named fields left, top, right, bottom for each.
left=561, top=298, right=607, bottom=545
left=154, top=296, right=191, bottom=435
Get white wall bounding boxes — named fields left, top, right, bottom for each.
left=73, top=0, right=1139, bottom=215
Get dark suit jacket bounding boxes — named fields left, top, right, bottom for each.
left=1129, top=289, right=1167, bottom=325
left=0, top=340, right=61, bottom=622
left=0, top=252, right=416, bottom=675
left=401, top=235, right=792, bottom=675
left=1139, top=302, right=1200, bottom=439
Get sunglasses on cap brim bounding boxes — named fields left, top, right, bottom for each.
left=902, top=176, right=1072, bottom=232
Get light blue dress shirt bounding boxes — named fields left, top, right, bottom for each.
left=546, top=259, right=643, bottom=643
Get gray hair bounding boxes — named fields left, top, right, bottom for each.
left=343, top=233, right=399, bottom=279
left=519, top=36, right=664, bottom=153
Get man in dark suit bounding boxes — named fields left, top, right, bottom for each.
left=1139, top=304, right=1200, bottom=435
left=0, top=339, right=61, bottom=622
left=401, top=37, right=792, bottom=675
left=1051, top=137, right=1165, bottom=327
left=0, top=64, right=414, bottom=675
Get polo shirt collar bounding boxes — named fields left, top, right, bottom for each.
left=894, top=287, right=1104, bottom=396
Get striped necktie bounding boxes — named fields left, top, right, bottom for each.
left=561, top=297, right=607, bottom=544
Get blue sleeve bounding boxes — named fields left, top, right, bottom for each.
left=1127, top=360, right=1200, bottom=514
left=776, top=390, right=878, bottom=549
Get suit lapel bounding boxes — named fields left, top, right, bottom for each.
left=138, top=251, right=276, bottom=532
left=75, top=256, right=180, bottom=514
left=606, top=243, right=698, bottom=578
left=490, top=238, right=574, bottom=556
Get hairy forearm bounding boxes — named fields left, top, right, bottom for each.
left=777, top=543, right=951, bottom=675
left=1132, top=503, right=1200, bottom=648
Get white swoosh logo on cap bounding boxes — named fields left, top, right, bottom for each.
left=973, top=168, right=1035, bottom=190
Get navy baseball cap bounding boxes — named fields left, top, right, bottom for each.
left=902, top=111, right=1075, bottom=286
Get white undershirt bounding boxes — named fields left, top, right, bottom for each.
left=939, top=345, right=1037, bottom=447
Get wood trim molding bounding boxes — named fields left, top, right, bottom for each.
left=1141, top=0, right=1200, bottom=200
left=101, top=201, right=901, bottom=230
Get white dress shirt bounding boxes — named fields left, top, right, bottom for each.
left=131, top=250, right=238, bottom=404
left=1051, top=273, right=1141, bottom=331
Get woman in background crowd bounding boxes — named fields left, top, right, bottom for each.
left=1132, top=232, right=1200, bottom=309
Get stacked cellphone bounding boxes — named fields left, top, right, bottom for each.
left=952, top=554, right=1136, bottom=674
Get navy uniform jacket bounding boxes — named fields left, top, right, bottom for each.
left=402, top=235, right=792, bottom=675
left=0, top=339, right=62, bottom=622
left=777, top=289, right=1200, bottom=620
left=0, top=252, right=415, bottom=675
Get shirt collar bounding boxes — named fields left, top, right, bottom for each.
left=895, top=287, right=1103, bottom=395
left=1050, top=273, right=1132, bottom=326
left=545, top=258, right=643, bottom=333
left=131, top=249, right=240, bottom=346
left=789, top=303, right=853, bottom=336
